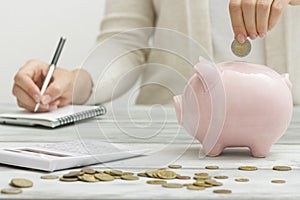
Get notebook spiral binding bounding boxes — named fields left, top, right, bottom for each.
left=57, top=106, right=106, bottom=126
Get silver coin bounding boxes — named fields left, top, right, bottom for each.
left=231, top=39, right=251, bottom=57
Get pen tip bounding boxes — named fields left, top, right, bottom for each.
left=34, top=103, right=40, bottom=113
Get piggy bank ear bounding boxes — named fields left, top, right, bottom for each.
left=281, top=73, right=292, bottom=91
left=194, top=57, right=222, bottom=93
left=173, top=95, right=183, bottom=124
left=194, top=57, right=226, bottom=158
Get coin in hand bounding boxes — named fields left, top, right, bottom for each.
left=231, top=39, right=251, bottom=57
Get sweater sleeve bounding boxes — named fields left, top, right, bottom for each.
left=85, top=0, right=155, bottom=104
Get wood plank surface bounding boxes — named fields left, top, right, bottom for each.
left=0, top=105, right=299, bottom=199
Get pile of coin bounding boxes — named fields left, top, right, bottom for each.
left=0, top=164, right=293, bottom=195
left=136, top=166, right=230, bottom=192
left=58, top=167, right=139, bottom=183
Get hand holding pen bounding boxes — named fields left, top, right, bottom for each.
left=12, top=37, right=94, bottom=112
left=34, top=37, right=66, bottom=112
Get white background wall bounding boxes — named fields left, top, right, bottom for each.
left=0, top=0, right=105, bottom=104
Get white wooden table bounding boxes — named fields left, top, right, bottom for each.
left=0, top=104, right=299, bottom=200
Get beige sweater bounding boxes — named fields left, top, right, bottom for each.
left=86, top=0, right=300, bottom=105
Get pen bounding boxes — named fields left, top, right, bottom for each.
left=34, top=37, right=66, bottom=112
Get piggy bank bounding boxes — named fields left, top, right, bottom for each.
left=174, top=58, right=293, bottom=157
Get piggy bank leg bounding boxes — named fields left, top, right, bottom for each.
left=249, top=144, right=272, bottom=158
left=205, top=144, right=224, bottom=157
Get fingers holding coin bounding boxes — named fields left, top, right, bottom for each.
left=229, top=0, right=290, bottom=42
left=241, top=0, right=258, bottom=40
left=229, top=0, right=248, bottom=43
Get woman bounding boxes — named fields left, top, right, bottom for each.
left=12, top=0, right=300, bottom=112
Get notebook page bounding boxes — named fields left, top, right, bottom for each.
left=0, top=105, right=100, bottom=121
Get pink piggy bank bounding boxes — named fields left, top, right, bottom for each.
left=174, top=58, right=293, bottom=157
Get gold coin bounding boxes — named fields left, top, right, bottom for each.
left=78, top=174, right=99, bottom=182
left=187, top=185, right=205, bottom=190
left=40, top=175, right=59, bottom=180
left=152, top=170, right=162, bottom=178
left=162, top=183, right=183, bottom=188
left=113, top=175, right=122, bottom=179
left=238, top=166, right=257, bottom=171
left=231, top=39, right=251, bottom=57
left=10, top=178, right=33, bottom=188
left=157, top=170, right=177, bottom=179
left=213, top=189, right=232, bottom=194
left=81, top=167, right=96, bottom=174
left=146, top=180, right=167, bottom=185
left=145, top=170, right=156, bottom=178
left=176, top=175, right=191, bottom=180
left=137, top=172, right=148, bottom=177
left=168, top=164, right=182, bottom=169
left=194, top=175, right=211, bottom=180
left=193, top=180, right=205, bottom=184
left=214, top=175, right=228, bottom=179
left=154, top=169, right=167, bottom=178
left=193, top=180, right=212, bottom=187
left=59, top=177, right=78, bottom=182
left=94, top=173, right=114, bottom=181
left=109, top=170, right=123, bottom=176
left=272, top=166, right=292, bottom=171
left=121, top=175, right=139, bottom=181
left=183, top=183, right=194, bottom=187
left=235, top=178, right=249, bottom=182
left=271, top=179, right=286, bottom=184
left=193, top=182, right=212, bottom=188
left=1, top=188, right=22, bottom=194
left=205, top=179, right=223, bottom=186
left=205, top=165, right=219, bottom=170
left=63, top=171, right=83, bottom=178
left=104, top=170, right=112, bottom=174
left=194, top=173, right=209, bottom=176
left=122, top=172, right=134, bottom=176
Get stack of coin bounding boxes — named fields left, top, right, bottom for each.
left=58, top=167, right=139, bottom=183
left=141, top=169, right=178, bottom=180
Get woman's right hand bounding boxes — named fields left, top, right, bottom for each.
left=12, top=59, right=93, bottom=112
left=229, top=0, right=300, bottom=43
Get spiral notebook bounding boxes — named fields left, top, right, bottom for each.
left=0, top=105, right=106, bottom=128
